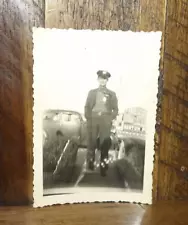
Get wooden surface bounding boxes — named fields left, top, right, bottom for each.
left=157, top=0, right=188, bottom=200
left=0, top=201, right=188, bottom=224
left=45, top=0, right=165, bottom=31
left=0, top=0, right=188, bottom=205
left=0, top=0, right=45, bottom=205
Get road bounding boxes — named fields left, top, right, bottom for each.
left=43, top=148, right=126, bottom=196
left=43, top=136, right=145, bottom=196
left=73, top=148, right=125, bottom=188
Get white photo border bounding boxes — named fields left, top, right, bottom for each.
left=32, top=28, right=162, bottom=208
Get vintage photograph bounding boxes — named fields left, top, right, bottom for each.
left=43, top=92, right=147, bottom=195
left=32, top=28, right=162, bottom=207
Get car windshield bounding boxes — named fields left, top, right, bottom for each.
left=43, top=112, right=56, bottom=120
left=71, top=114, right=80, bottom=121
left=52, top=111, right=81, bottom=121
left=43, top=111, right=82, bottom=122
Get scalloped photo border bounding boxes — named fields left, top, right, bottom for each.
left=32, top=28, right=162, bottom=208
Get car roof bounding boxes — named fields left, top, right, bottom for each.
left=45, top=109, right=81, bottom=115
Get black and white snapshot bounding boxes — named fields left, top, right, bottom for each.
left=42, top=76, right=147, bottom=195
left=32, top=28, right=162, bottom=205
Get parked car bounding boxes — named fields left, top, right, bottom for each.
left=43, top=110, right=87, bottom=149
left=43, top=110, right=88, bottom=185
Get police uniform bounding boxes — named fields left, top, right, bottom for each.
left=84, top=70, right=118, bottom=176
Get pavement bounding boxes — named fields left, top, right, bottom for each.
left=44, top=148, right=126, bottom=196
left=43, top=135, right=145, bottom=196
left=74, top=149, right=124, bottom=188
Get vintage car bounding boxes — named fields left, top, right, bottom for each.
left=43, top=110, right=87, bottom=149
left=43, top=110, right=88, bottom=185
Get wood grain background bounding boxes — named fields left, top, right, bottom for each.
left=0, top=0, right=45, bottom=205
left=0, top=0, right=187, bottom=205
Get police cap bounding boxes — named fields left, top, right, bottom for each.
left=97, top=70, right=111, bottom=79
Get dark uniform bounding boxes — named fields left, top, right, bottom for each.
left=84, top=70, right=118, bottom=176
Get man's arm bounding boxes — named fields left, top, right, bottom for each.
left=111, top=92, right=118, bottom=120
left=84, top=90, right=92, bottom=120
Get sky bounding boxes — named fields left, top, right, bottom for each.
left=33, top=29, right=161, bottom=114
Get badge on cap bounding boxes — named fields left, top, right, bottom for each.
left=97, top=70, right=111, bottom=79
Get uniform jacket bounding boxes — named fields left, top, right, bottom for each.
left=84, top=87, right=118, bottom=120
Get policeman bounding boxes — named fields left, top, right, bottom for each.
left=84, top=70, right=119, bottom=176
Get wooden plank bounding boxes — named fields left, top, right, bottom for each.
left=0, top=201, right=188, bottom=224
left=140, top=0, right=166, bottom=31
left=0, top=0, right=45, bottom=205
left=45, top=0, right=158, bottom=31
left=157, top=0, right=188, bottom=200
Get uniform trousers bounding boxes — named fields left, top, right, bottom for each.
left=86, top=113, right=112, bottom=166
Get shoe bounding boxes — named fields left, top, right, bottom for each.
left=100, top=168, right=107, bottom=177
left=88, top=161, right=94, bottom=171
left=100, top=162, right=108, bottom=177
left=101, top=159, right=109, bottom=170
